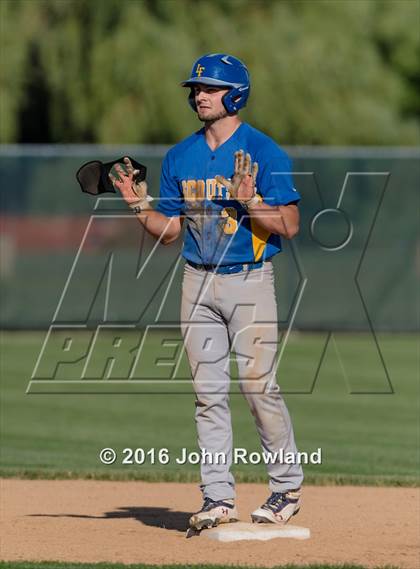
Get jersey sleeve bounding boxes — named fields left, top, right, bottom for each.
left=256, top=148, right=301, bottom=206
left=155, top=150, right=184, bottom=217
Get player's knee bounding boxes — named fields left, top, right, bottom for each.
left=237, top=359, right=273, bottom=381
left=240, top=368, right=265, bottom=381
left=195, top=393, right=229, bottom=412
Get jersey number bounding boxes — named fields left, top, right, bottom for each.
left=220, top=208, right=238, bottom=235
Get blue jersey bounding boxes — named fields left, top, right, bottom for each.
left=156, top=122, right=301, bottom=265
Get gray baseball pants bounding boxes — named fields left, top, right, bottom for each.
left=181, top=260, right=304, bottom=501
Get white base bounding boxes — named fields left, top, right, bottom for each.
left=204, top=521, right=310, bottom=542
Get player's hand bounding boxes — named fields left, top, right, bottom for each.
left=108, top=157, right=149, bottom=209
left=215, top=150, right=259, bottom=205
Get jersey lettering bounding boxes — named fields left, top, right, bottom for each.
left=182, top=178, right=226, bottom=201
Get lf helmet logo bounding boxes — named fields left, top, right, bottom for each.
left=195, top=64, right=205, bottom=77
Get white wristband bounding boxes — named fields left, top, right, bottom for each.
left=240, top=194, right=261, bottom=210
left=128, top=195, right=154, bottom=210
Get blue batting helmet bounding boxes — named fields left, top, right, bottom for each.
left=181, top=53, right=250, bottom=114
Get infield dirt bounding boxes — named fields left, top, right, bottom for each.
left=1, top=480, right=418, bottom=568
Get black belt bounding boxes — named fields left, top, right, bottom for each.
left=186, top=259, right=265, bottom=275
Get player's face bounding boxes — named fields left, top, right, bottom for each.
left=193, top=85, right=230, bottom=122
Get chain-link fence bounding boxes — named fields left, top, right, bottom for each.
left=0, top=145, right=418, bottom=331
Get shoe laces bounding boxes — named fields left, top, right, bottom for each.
left=264, top=492, right=286, bottom=512
left=201, top=497, right=233, bottom=512
left=202, top=497, right=216, bottom=511
left=263, top=490, right=298, bottom=512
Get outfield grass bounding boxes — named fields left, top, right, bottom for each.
left=0, top=331, right=418, bottom=485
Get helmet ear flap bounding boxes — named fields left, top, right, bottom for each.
left=222, top=85, right=250, bottom=114
left=188, top=88, right=197, bottom=111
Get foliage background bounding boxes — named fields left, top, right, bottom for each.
left=1, top=0, right=419, bottom=145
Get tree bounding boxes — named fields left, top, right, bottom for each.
left=0, top=0, right=418, bottom=144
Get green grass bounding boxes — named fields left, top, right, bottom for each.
left=0, top=563, right=403, bottom=569
left=0, top=330, right=418, bottom=485
left=1, top=467, right=417, bottom=486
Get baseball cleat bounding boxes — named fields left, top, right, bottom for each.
left=251, top=489, right=301, bottom=524
left=189, top=497, right=238, bottom=530
left=185, top=527, right=202, bottom=538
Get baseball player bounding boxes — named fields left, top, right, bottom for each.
left=110, top=53, right=304, bottom=531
